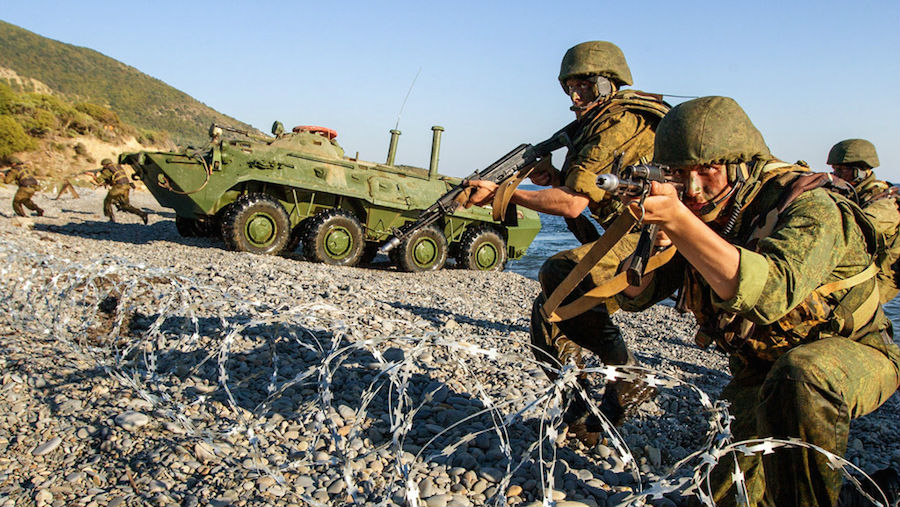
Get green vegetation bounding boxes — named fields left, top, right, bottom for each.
left=0, top=20, right=255, bottom=147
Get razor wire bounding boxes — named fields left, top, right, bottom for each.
left=0, top=239, right=891, bottom=507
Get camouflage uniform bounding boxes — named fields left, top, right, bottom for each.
left=828, top=139, right=900, bottom=303
left=619, top=97, right=900, bottom=507
left=96, top=161, right=147, bottom=224
left=852, top=172, right=900, bottom=303
left=3, top=162, right=44, bottom=217
left=531, top=42, right=669, bottom=429
left=533, top=91, right=668, bottom=383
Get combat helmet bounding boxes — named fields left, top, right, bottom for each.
left=559, top=41, right=633, bottom=88
left=654, top=96, right=773, bottom=227
left=827, top=139, right=879, bottom=169
left=7, top=156, right=23, bottom=166
left=101, top=158, right=114, bottom=166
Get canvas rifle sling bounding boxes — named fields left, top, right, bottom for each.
left=491, top=166, right=535, bottom=222
left=540, top=208, right=676, bottom=323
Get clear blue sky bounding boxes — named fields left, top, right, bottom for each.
left=3, top=0, right=899, bottom=181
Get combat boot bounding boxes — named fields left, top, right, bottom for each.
left=562, top=388, right=602, bottom=447
left=141, top=212, right=149, bottom=225
left=36, top=207, right=44, bottom=217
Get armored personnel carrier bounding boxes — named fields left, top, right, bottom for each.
left=120, top=122, right=541, bottom=271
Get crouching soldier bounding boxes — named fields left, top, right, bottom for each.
left=93, top=158, right=148, bottom=224
left=615, top=97, right=900, bottom=506
left=3, top=157, right=44, bottom=217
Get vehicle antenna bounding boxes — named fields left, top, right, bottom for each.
left=395, top=67, right=422, bottom=131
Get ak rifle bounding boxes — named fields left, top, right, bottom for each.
left=379, top=118, right=581, bottom=255
left=596, top=163, right=680, bottom=286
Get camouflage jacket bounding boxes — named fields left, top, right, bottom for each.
left=560, top=89, right=669, bottom=228
left=3, top=165, right=38, bottom=187
left=617, top=161, right=898, bottom=364
left=97, top=164, right=131, bottom=187
left=853, top=172, right=900, bottom=303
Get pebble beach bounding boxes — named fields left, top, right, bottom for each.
left=1, top=186, right=898, bottom=507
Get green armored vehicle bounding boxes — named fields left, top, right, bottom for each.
left=120, top=122, right=541, bottom=271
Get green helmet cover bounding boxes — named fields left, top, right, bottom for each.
left=7, top=156, right=23, bottom=165
left=653, top=96, right=771, bottom=169
left=827, top=139, right=879, bottom=169
left=558, top=41, right=633, bottom=88
left=101, top=158, right=113, bottom=166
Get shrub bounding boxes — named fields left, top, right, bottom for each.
left=76, top=102, right=120, bottom=126
left=20, top=108, right=57, bottom=137
left=73, top=142, right=88, bottom=156
left=0, top=114, right=37, bottom=158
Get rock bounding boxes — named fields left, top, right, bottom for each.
left=115, top=411, right=150, bottom=431
left=32, top=437, right=62, bottom=456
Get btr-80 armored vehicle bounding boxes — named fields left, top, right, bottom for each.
left=120, top=122, right=541, bottom=271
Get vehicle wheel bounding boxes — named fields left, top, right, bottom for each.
left=221, top=193, right=291, bottom=255
left=302, top=209, right=364, bottom=266
left=359, top=243, right=379, bottom=266
left=456, top=226, right=507, bottom=271
left=389, top=224, right=448, bottom=272
left=283, top=217, right=312, bottom=256
left=175, top=216, right=199, bottom=237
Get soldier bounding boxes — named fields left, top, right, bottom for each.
left=465, top=41, right=670, bottom=443
left=828, top=138, right=900, bottom=303
left=93, top=158, right=148, bottom=224
left=2, top=157, right=44, bottom=217
left=616, top=96, right=900, bottom=506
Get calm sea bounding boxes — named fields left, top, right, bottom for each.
left=504, top=187, right=900, bottom=333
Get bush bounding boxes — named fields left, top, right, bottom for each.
left=73, top=142, right=88, bottom=156
left=0, top=114, right=37, bottom=158
left=0, top=82, right=16, bottom=113
left=20, top=108, right=57, bottom=137
left=76, top=102, right=120, bottom=126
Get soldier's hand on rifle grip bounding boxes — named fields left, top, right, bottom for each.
left=528, top=158, right=559, bottom=187
left=626, top=181, right=685, bottom=229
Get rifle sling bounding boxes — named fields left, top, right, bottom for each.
left=492, top=166, right=536, bottom=222
left=540, top=210, right=636, bottom=321
left=547, top=246, right=676, bottom=322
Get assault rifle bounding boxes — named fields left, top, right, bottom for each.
left=596, top=163, right=680, bottom=286
left=378, top=119, right=580, bottom=255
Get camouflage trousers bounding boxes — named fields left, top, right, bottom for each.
left=709, top=334, right=900, bottom=507
left=104, top=185, right=146, bottom=223
left=530, top=231, right=640, bottom=374
left=12, top=185, right=43, bottom=217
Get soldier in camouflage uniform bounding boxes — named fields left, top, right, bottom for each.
left=615, top=96, right=900, bottom=506
left=464, top=41, right=669, bottom=443
left=828, top=139, right=900, bottom=303
left=93, top=158, right=148, bottom=224
left=3, top=157, right=44, bottom=217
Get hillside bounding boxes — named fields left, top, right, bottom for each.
left=0, top=20, right=255, bottom=147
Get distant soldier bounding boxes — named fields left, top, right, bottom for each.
left=92, top=158, right=148, bottom=224
left=828, top=139, right=900, bottom=303
left=2, top=157, right=44, bottom=217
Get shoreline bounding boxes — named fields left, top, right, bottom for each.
left=1, top=187, right=897, bottom=507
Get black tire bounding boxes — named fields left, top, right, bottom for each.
left=359, top=243, right=379, bottom=266
left=389, top=224, right=448, bottom=272
left=302, top=209, right=365, bottom=266
left=455, top=226, right=507, bottom=271
left=283, top=217, right=312, bottom=257
left=175, top=216, right=199, bottom=237
left=221, top=193, right=291, bottom=255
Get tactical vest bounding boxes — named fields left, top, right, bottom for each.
left=103, top=165, right=131, bottom=187
left=9, top=166, right=38, bottom=187
left=683, top=165, right=883, bottom=362
left=561, top=90, right=670, bottom=230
